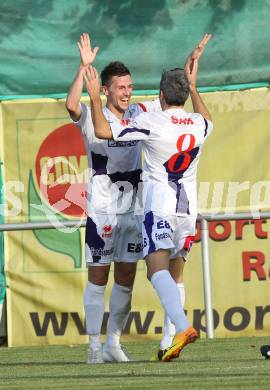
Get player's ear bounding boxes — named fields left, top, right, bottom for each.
left=102, top=85, right=109, bottom=96
left=159, top=90, right=165, bottom=104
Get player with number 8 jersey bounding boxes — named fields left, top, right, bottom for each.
left=109, top=109, right=212, bottom=219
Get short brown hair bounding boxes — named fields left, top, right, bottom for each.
left=101, top=61, right=131, bottom=87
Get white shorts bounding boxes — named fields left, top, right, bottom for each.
left=85, top=213, right=143, bottom=265
left=142, top=212, right=196, bottom=260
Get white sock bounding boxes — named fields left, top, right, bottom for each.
left=151, top=270, right=189, bottom=334
left=105, top=283, right=132, bottom=348
left=83, top=281, right=106, bottom=348
left=160, top=283, right=185, bottom=350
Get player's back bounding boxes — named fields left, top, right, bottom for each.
left=113, top=107, right=213, bottom=216
left=141, top=108, right=212, bottom=216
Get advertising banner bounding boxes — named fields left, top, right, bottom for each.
left=0, top=105, right=7, bottom=333
left=1, top=89, right=270, bottom=346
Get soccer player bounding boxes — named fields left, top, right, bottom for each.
left=66, top=34, right=159, bottom=364
left=83, top=50, right=213, bottom=362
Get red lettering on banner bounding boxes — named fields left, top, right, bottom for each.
left=254, top=219, right=268, bottom=239
left=209, top=221, right=231, bottom=241
left=242, top=251, right=267, bottom=281
left=235, top=219, right=268, bottom=240
left=235, top=220, right=250, bottom=240
left=196, top=219, right=268, bottom=242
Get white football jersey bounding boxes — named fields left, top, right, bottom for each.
left=110, top=108, right=213, bottom=217
left=73, top=101, right=160, bottom=214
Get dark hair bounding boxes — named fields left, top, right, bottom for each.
left=160, top=68, right=189, bottom=106
left=101, top=61, right=131, bottom=87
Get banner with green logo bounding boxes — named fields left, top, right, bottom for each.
left=1, top=89, right=270, bottom=346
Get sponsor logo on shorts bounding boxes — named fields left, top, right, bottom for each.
left=102, top=225, right=112, bottom=238
left=90, top=247, right=114, bottom=257
left=127, top=243, right=143, bottom=253
left=155, top=232, right=172, bottom=240
left=157, top=220, right=173, bottom=232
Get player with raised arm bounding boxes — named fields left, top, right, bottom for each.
left=157, top=33, right=212, bottom=357
left=66, top=34, right=143, bottom=364
left=83, top=43, right=213, bottom=362
left=66, top=33, right=163, bottom=364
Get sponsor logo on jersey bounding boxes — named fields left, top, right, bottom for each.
left=108, top=140, right=138, bottom=147
left=171, top=116, right=194, bottom=125
left=102, top=225, right=112, bottom=238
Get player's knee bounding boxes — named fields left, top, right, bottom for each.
left=114, top=264, right=136, bottom=287
left=88, top=265, right=110, bottom=285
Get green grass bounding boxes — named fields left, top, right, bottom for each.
left=0, top=337, right=270, bottom=389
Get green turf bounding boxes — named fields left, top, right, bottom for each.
left=0, top=337, right=270, bottom=389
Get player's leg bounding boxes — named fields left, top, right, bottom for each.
left=160, top=218, right=197, bottom=362
left=143, top=213, right=188, bottom=337
left=148, top=251, right=197, bottom=363
left=103, top=262, right=137, bottom=362
left=161, top=216, right=196, bottom=352
left=144, top=212, right=197, bottom=362
left=84, top=264, right=110, bottom=364
left=83, top=214, right=115, bottom=364
left=147, top=249, right=189, bottom=336
left=103, top=213, right=140, bottom=362
left=160, top=257, right=185, bottom=350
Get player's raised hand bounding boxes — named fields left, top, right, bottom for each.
left=185, top=58, right=198, bottom=92
left=83, top=66, right=101, bottom=99
left=190, top=33, right=212, bottom=61
left=184, top=33, right=212, bottom=76
left=77, top=33, right=99, bottom=66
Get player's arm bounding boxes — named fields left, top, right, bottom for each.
left=185, top=59, right=212, bottom=121
left=66, top=65, right=87, bottom=121
left=83, top=66, right=113, bottom=139
left=184, top=33, right=212, bottom=119
left=184, top=33, right=212, bottom=67
left=139, top=34, right=212, bottom=115
left=65, top=33, right=99, bottom=121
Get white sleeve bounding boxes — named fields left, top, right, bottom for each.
left=137, top=98, right=161, bottom=113
left=72, top=103, right=94, bottom=141
left=111, top=114, right=151, bottom=141
left=203, top=119, right=213, bottom=138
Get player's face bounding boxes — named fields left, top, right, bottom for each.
left=103, top=75, right=133, bottom=114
